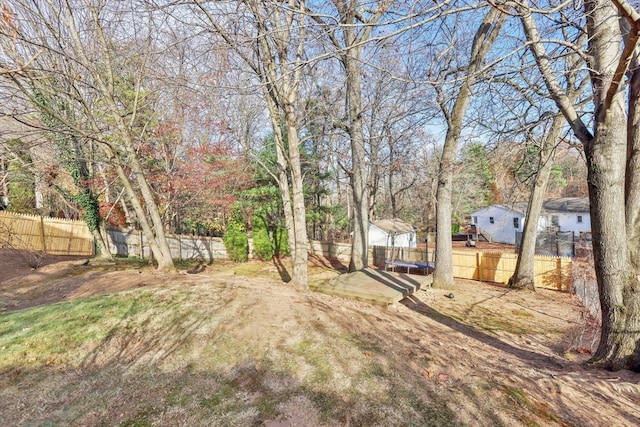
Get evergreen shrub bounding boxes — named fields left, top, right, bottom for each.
left=223, top=210, right=248, bottom=262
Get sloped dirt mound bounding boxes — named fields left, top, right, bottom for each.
left=1, top=253, right=638, bottom=426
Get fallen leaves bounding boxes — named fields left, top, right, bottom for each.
left=420, top=368, right=450, bottom=385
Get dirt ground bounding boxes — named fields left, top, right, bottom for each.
left=1, top=249, right=639, bottom=426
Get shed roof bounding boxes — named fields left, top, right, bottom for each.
left=370, top=219, right=415, bottom=234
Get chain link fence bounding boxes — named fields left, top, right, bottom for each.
left=515, top=230, right=576, bottom=257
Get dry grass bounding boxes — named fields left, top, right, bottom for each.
left=0, top=253, right=639, bottom=426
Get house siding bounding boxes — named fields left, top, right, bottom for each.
left=471, top=198, right=592, bottom=245
left=471, top=205, right=524, bottom=244
left=540, top=212, right=591, bottom=236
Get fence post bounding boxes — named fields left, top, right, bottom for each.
left=557, top=257, right=562, bottom=290
left=39, top=215, right=47, bottom=254
left=139, top=230, right=144, bottom=259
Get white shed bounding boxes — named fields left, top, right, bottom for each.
left=368, top=219, right=417, bottom=248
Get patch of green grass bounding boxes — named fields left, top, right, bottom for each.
left=255, top=394, right=279, bottom=420
left=294, top=339, right=334, bottom=384
left=119, top=404, right=157, bottom=427
left=173, top=258, right=197, bottom=269
left=465, top=307, right=528, bottom=335
left=109, top=256, right=152, bottom=269
left=0, top=294, right=137, bottom=369
left=501, top=385, right=573, bottom=427
left=69, top=257, right=154, bottom=275
left=480, top=315, right=527, bottom=334
left=195, top=334, right=255, bottom=369
left=0, top=288, right=194, bottom=371
left=231, top=261, right=275, bottom=278
left=367, top=361, right=389, bottom=378
left=198, top=372, right=280, bottom=420
left=333, top=332, right=384, bottom=354
left=165, top=381, right=192, bottom=407
left=199, top=383, right=237, bottom=410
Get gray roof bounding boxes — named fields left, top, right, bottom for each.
left=371, top=219, right=415, bottom=234
left=542, top=197, right=590, bottom=213
left=472, top=198, right=590, bottom=216
left=500, top=202, right=528, bottom=215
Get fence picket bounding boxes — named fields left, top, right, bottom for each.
left=0, top=211, right=93, bottom=256
left=0, top=213, right=572, bottom=291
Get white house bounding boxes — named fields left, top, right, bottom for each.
left=368, top=218, right=417, bottom=248
left=539, top=198, right=591, bottom=237
left=470, top=204, right=527, bottom=245
left=470, top=197, right=590, bottom=245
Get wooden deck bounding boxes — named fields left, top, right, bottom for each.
left=310, top=268, right=432, bottom=304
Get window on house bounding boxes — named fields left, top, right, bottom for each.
left=551, top=215, right=559, bottom=226
left=489, top=217, right=494, bottom=224
left=513, top=217, right=519, bottom=228
left=473, top=216, right=478, bottom=225
left=577, top=215, right=583, bottom=224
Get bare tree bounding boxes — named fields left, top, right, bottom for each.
left=192, top=0, right=310, bottom=287
left=305, top=1, right=398, bottom=271
left=306, top=1, right=464, bottom=271
left=0, top=0, right=176, bottom=269
left=509, top=116, right=567, bottom=290
left=362, top=58, right=435, bottom=222
left=431, top=7, right=506, bottom=288
left=508, top=30, right=589, bottom=290
left=496, top=0, right=640, bottom=370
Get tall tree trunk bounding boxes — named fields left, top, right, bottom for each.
left=122, top=143, right=175, bottom=270
left=508, top=161, right=551, bottom=291
left=584, top=0, right=639, bottom=370
left=433, top=134, right=456, bottom=288
left=626, top=58, right=640, bottom=272
left=242, top=0, right=309, bottom=287
left=308, top=1, right=396, bottom=271
left=268, top=112, right=296, bottom=263
left=112, top=161, right=170, bottom=269
left=433, top=8, right=504, bottom=288
left=510, top=0, right=640, bottom=371
left=624, top=58, right=640, bottom=371
left=253, top=28, right=308, bottom=287
left=388, top=135, right=398, bottom=218
left=64, top=9, right=175, bottom=271
left=588, top=104, right=636, bottom=369
left=344, top=41, right=369, bottom=272
left=92, top=228, right=111, bottom=258
left=509, top=118, right=563, bottom=290
left=285, top=115, right=309, bottom=288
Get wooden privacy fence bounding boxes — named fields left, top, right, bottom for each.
left=451, top=249, right=572, bottom=291
left=0, top=211, right=94, bottom=256
left=0, top=213, right=572, bottom=291
left=371, top=245, right=572, bottom=292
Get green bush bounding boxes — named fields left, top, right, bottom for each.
left=223, top=214, right=249, bottom=263
left=252, top=215, right=273, bottom=261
